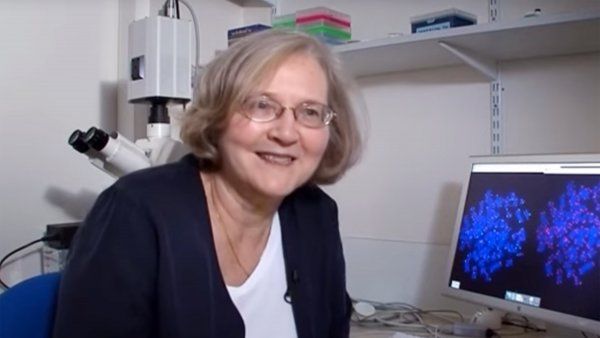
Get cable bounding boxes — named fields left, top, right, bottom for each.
left=178, top=0, right=201, bottom=98
left=161, top=0, right=175, bottom=18
left=178, top=0, right=200, bottom=71
left=0, top=236, right=54, bottom=290
left=351, top=298, right=466, bottom=336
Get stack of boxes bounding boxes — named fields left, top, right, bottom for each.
left=295, top=7, right=351, bottom=45
left=274, top=6, right=351, bottom=45
left=227, top=7, right=352, bottom=46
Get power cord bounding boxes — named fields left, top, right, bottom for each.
left=178, top=0, right=201, bottom=84
left=0, top=235, right=56, bottom=290
left=159, top=0, right=200, bottom=101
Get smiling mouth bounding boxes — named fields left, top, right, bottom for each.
left=256, top=152, right=296, bottom=165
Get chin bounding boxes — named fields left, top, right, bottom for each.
left=259, top=185, right=299, bottom=199
left=256, top=178, right=308, bottom=199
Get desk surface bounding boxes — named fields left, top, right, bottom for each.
left=350, top=325, right=575, bottom=338
left=350, top=326, right=395, bottom=338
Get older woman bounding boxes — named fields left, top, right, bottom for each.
left=53, top=29, right=363, bottom=338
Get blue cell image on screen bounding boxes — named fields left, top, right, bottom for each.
left=536, top=182, right=600, bottom=286
left=459, top=190, right=530, bottom=282
left=448, top=169, right=600, bottom=324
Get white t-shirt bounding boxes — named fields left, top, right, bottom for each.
left=226, top=213, right=297, bottom=338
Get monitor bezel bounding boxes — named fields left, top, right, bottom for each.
left=442, top=153, right=600, bottom=334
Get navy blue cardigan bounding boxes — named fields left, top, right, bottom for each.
left=53, top=154, right=351, bottom=337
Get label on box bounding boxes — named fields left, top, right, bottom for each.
left=416, top=22, right=451, bottom=33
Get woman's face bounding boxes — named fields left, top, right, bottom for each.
left=217, top=53, right=330, bottom=200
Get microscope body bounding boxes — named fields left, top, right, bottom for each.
left=69, top=14, right=192, bottom=178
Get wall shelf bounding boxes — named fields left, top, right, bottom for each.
left=227, top=0, right=273, bottom=8
left=333, top=10, right=600, bottom=78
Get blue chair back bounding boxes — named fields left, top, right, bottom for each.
left=0, top=272, right=61, bottom=338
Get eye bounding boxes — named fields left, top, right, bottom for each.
left=245, top=96, right=270, bottom=110
left=254, top=97, right=276, bottom=110
left=300, top=104, right=324, bottom=118
left=304, top=108, right=320, bottom=117
left=244, top=96, right=280, bottom=121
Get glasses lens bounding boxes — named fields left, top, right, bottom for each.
left=297, top=103, right=333, bottom=128
left=244, top=96, right=279, bottom=122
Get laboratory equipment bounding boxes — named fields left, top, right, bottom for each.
left=68, top=1, right=194, bottom=177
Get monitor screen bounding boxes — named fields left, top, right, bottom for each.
left=444, top=154, right=600, bottom=333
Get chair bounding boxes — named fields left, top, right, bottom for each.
left=0, top=272, right=61, bottom=338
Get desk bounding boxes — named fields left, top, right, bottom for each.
left=350, top=325, right=576, bottom=338
left=350, top=326, right=395, bottom=338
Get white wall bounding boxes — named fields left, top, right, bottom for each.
left=326, top=64, right=492, bottom=311
left=502, top=53, right=600, bottom=154
left=0, top=0, right=119, bottom=286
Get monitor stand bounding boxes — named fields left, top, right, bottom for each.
left=471, top=308, right=503, bottom=330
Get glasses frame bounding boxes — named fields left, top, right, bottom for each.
left=240, top=95, right=336, bottom=129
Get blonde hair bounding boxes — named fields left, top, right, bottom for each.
left=180, top=30, right=363, bottom=184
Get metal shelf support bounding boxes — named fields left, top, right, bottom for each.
left=438, top=41, right=498, bottom=81
left=437, top=41, right=503, bottom=154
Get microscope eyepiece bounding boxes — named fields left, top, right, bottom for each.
left=68, top=130, right=90, bottom=153
left=84, top=127, right=110, bottom=151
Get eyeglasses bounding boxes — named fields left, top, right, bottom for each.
left=240, top=95, right=335, bottom=129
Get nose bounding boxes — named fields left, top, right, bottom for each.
left=267, top=107, right=299, bottom=145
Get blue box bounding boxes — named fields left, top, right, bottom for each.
left=227, top=24, right=271, bottom=41
left=410, top=8, right=476, bottom=33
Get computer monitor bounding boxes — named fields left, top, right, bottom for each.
left=444, top=154, right=600, bottom=334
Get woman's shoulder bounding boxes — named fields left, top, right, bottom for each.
left=87, top=154, right=206, bottom=231
left=282, top=185, right=339, bottom=232
left=112, top=154, right=200, bottom=194
left=95, top=154, right=205, bottom=212
left=287, top=184, right=337, bottom=210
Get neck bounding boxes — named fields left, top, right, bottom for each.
left=202, top=171, right=279, bottom=236
left=202, top=171, right=276, bottom=283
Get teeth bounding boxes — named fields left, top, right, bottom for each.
left=258, top=153, right=294, bottom=165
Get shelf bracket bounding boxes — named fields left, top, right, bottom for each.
left=490, top=79, right=503, bottom=155
left=438, top=41, right=498, bottom=81
left=438, top=41, right=503, bottom=154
